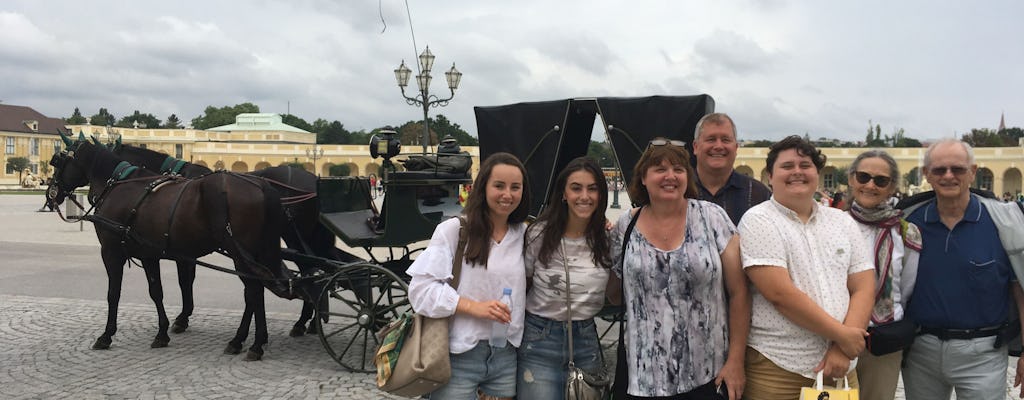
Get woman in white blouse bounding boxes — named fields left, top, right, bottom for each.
left=517, top=157, right=612, bottom=399
left=846, top=150, right=920, bottom=400
left=407, top=152, right=531, bottom=400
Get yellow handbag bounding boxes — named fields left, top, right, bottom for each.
left=800, top=371, right=859, bottom=400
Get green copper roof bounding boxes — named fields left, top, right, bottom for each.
left=208, top=113, right=311, bottom=133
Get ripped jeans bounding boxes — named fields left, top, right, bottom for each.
left=516, top=312, right=605, bottom=400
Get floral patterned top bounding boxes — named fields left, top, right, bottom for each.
left=611, top=199, right=736, bottom=397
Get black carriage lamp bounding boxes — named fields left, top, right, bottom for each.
left=370, top=128, right=401, bottom=176
left=394, top=46, right=463, bottom=154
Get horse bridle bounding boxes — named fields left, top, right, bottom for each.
left=46, top=149, right=88, bottom=221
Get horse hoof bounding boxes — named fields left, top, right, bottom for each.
left=306, top=323, right=319, bottom=335
left=245, top=349, right=263, bottom=361
left=92, top=337, right=112, bottom=350
left=151, top=337, right=170, bottom=348
left=223, top=342, right=243, bottom=355
left=171, top=320, right=189, bottom=334
left=288, top=325, right=305, bottom=337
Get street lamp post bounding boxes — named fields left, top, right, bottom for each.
left=394, top=46, right=463, bottom=153
left=306, top=145, right=325, bottom=176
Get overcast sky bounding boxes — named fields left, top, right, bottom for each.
left=1, top=1, right=1021, bottom=142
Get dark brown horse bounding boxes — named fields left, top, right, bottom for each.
left=48, top=138, right=294, bottom=360
left=109, top=142, right=348, bottom=337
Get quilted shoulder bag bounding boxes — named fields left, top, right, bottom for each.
left=562, top=239, right=612, bottom=400
left=375, top=216, right=467, bottom=397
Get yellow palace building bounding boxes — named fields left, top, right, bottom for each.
left=2, top=105, right=1021, bottom=196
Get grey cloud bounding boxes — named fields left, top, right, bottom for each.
left=692, top=29, right=777, bottom=77
left=532, top=34, right=618, bottom=76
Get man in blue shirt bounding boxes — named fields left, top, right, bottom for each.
left=692, top=113, right=771, bottom=226
left=902, top=139, right=1024, bottom=399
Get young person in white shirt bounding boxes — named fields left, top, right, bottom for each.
left=738, top=135, right=875, bottom=399
left=407, top=152, right=531, bottom=400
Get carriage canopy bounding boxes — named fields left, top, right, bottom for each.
left=474, top=95, right=715, bottom=215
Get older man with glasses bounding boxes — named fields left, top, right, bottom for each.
left=900, top=138, right=1024, bottom=400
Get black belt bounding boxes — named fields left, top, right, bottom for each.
left=919, top=324, right=1007, bottom=341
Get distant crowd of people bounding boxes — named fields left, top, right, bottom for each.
left=397, top=113, right=1024, bottom=400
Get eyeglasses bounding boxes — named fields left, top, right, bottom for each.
left=852, top=171, right=892, bottom=188
left=648, top=139, right=686, bottom=148
left=929, top=165, right=969, bottom=176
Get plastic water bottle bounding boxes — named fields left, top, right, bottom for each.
left=489, top=288, right=513, bottom=347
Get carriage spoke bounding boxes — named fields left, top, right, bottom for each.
left=324, top=321, right=359, bottom=340
left=329, top=290, right=362, bottom=311
left=337, top=325, right=367, bottom=362
left=324, top=311, right=358, bottom=319
left=375, top=301, right=409, bottom=317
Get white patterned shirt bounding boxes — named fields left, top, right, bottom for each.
left=407, top=217, right=527, bottom=354
left=738, top=198, right=873, bottom=378
left=524, top=222, right=609, bottom=321
left=612, top=200, right=737, bottom=396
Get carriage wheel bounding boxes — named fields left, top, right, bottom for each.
left=315, top=263, right=410, bottom=372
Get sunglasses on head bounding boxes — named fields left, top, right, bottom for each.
left=648, top=139, right=686, bottom=148
left=929, top=165, right=969, bottom=176
left=852, top=171, right=892, bottom=188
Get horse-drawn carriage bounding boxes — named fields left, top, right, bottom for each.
left=45, top=94, right=713, bottom=374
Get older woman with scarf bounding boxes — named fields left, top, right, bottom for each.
left=846, top=150, right=921, bottom=400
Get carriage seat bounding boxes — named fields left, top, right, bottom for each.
left=317, top=177, right=381, bottom=246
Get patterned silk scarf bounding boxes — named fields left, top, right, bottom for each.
left=849, top=200, right=902, bottom=324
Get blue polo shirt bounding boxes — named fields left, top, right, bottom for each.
left=905, top=196, right=1013, bottom=329
left=696, top=170, right=772, bottom=226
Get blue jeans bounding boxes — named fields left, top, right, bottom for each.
left=429, top=341, right=517, bottom=400
left=517, top=312, right=605, bottom=400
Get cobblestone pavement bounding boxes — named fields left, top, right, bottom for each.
left=0, top=294, right=407, bottom=400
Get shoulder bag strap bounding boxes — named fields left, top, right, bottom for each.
left=617, top=207, right=643, bottom=344
left=451, top=216, right=468, bottom=290
left=562, top=239, right=576, bottom=368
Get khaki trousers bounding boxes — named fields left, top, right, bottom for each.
left=742, top=347, right=859, bottom=400
left=854, top=349, right=902, bottom=400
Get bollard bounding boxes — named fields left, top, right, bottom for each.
left=66, top=194, right=86, bottom=231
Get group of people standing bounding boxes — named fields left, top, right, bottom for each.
left=406, top=113, right=1024, bottom=400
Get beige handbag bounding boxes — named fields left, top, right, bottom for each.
left=376, top=216, right=467, bottom=397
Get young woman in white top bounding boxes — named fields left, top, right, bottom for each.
left=407, top=152, right=531, bottom=400
left=517, top=156, right=612, bottom=399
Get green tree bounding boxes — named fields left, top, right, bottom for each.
left=748, top=139, right=776, bottom=147
left=329, top=164, right=351, bottom=176
left=999, top=127, right=1023, bottom=145
left=281, top=114, right=314, bottom=132
left=89, top=108, right=116, bottom=126
left=164, top=114, right=181, bottom=128
left=431, top=114, right=478, bottom=146
left=115, top=110, right=162, bottom=128
left=349, top=129, right=372, bottom=145
left=587, top=141, right=615, bottom=168
left=190, top=103, right=260, bottom=130
left=6, top=157, right=31, bottom=183
left=865, top=120, right=886, bottom=147
left=66, top=107, right=87, bottom=124
left=398, top=121, right=438, bottom=147
left=961, top=128, right=1007, bottom=147
left=316, top=120, right=351, bottom=144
